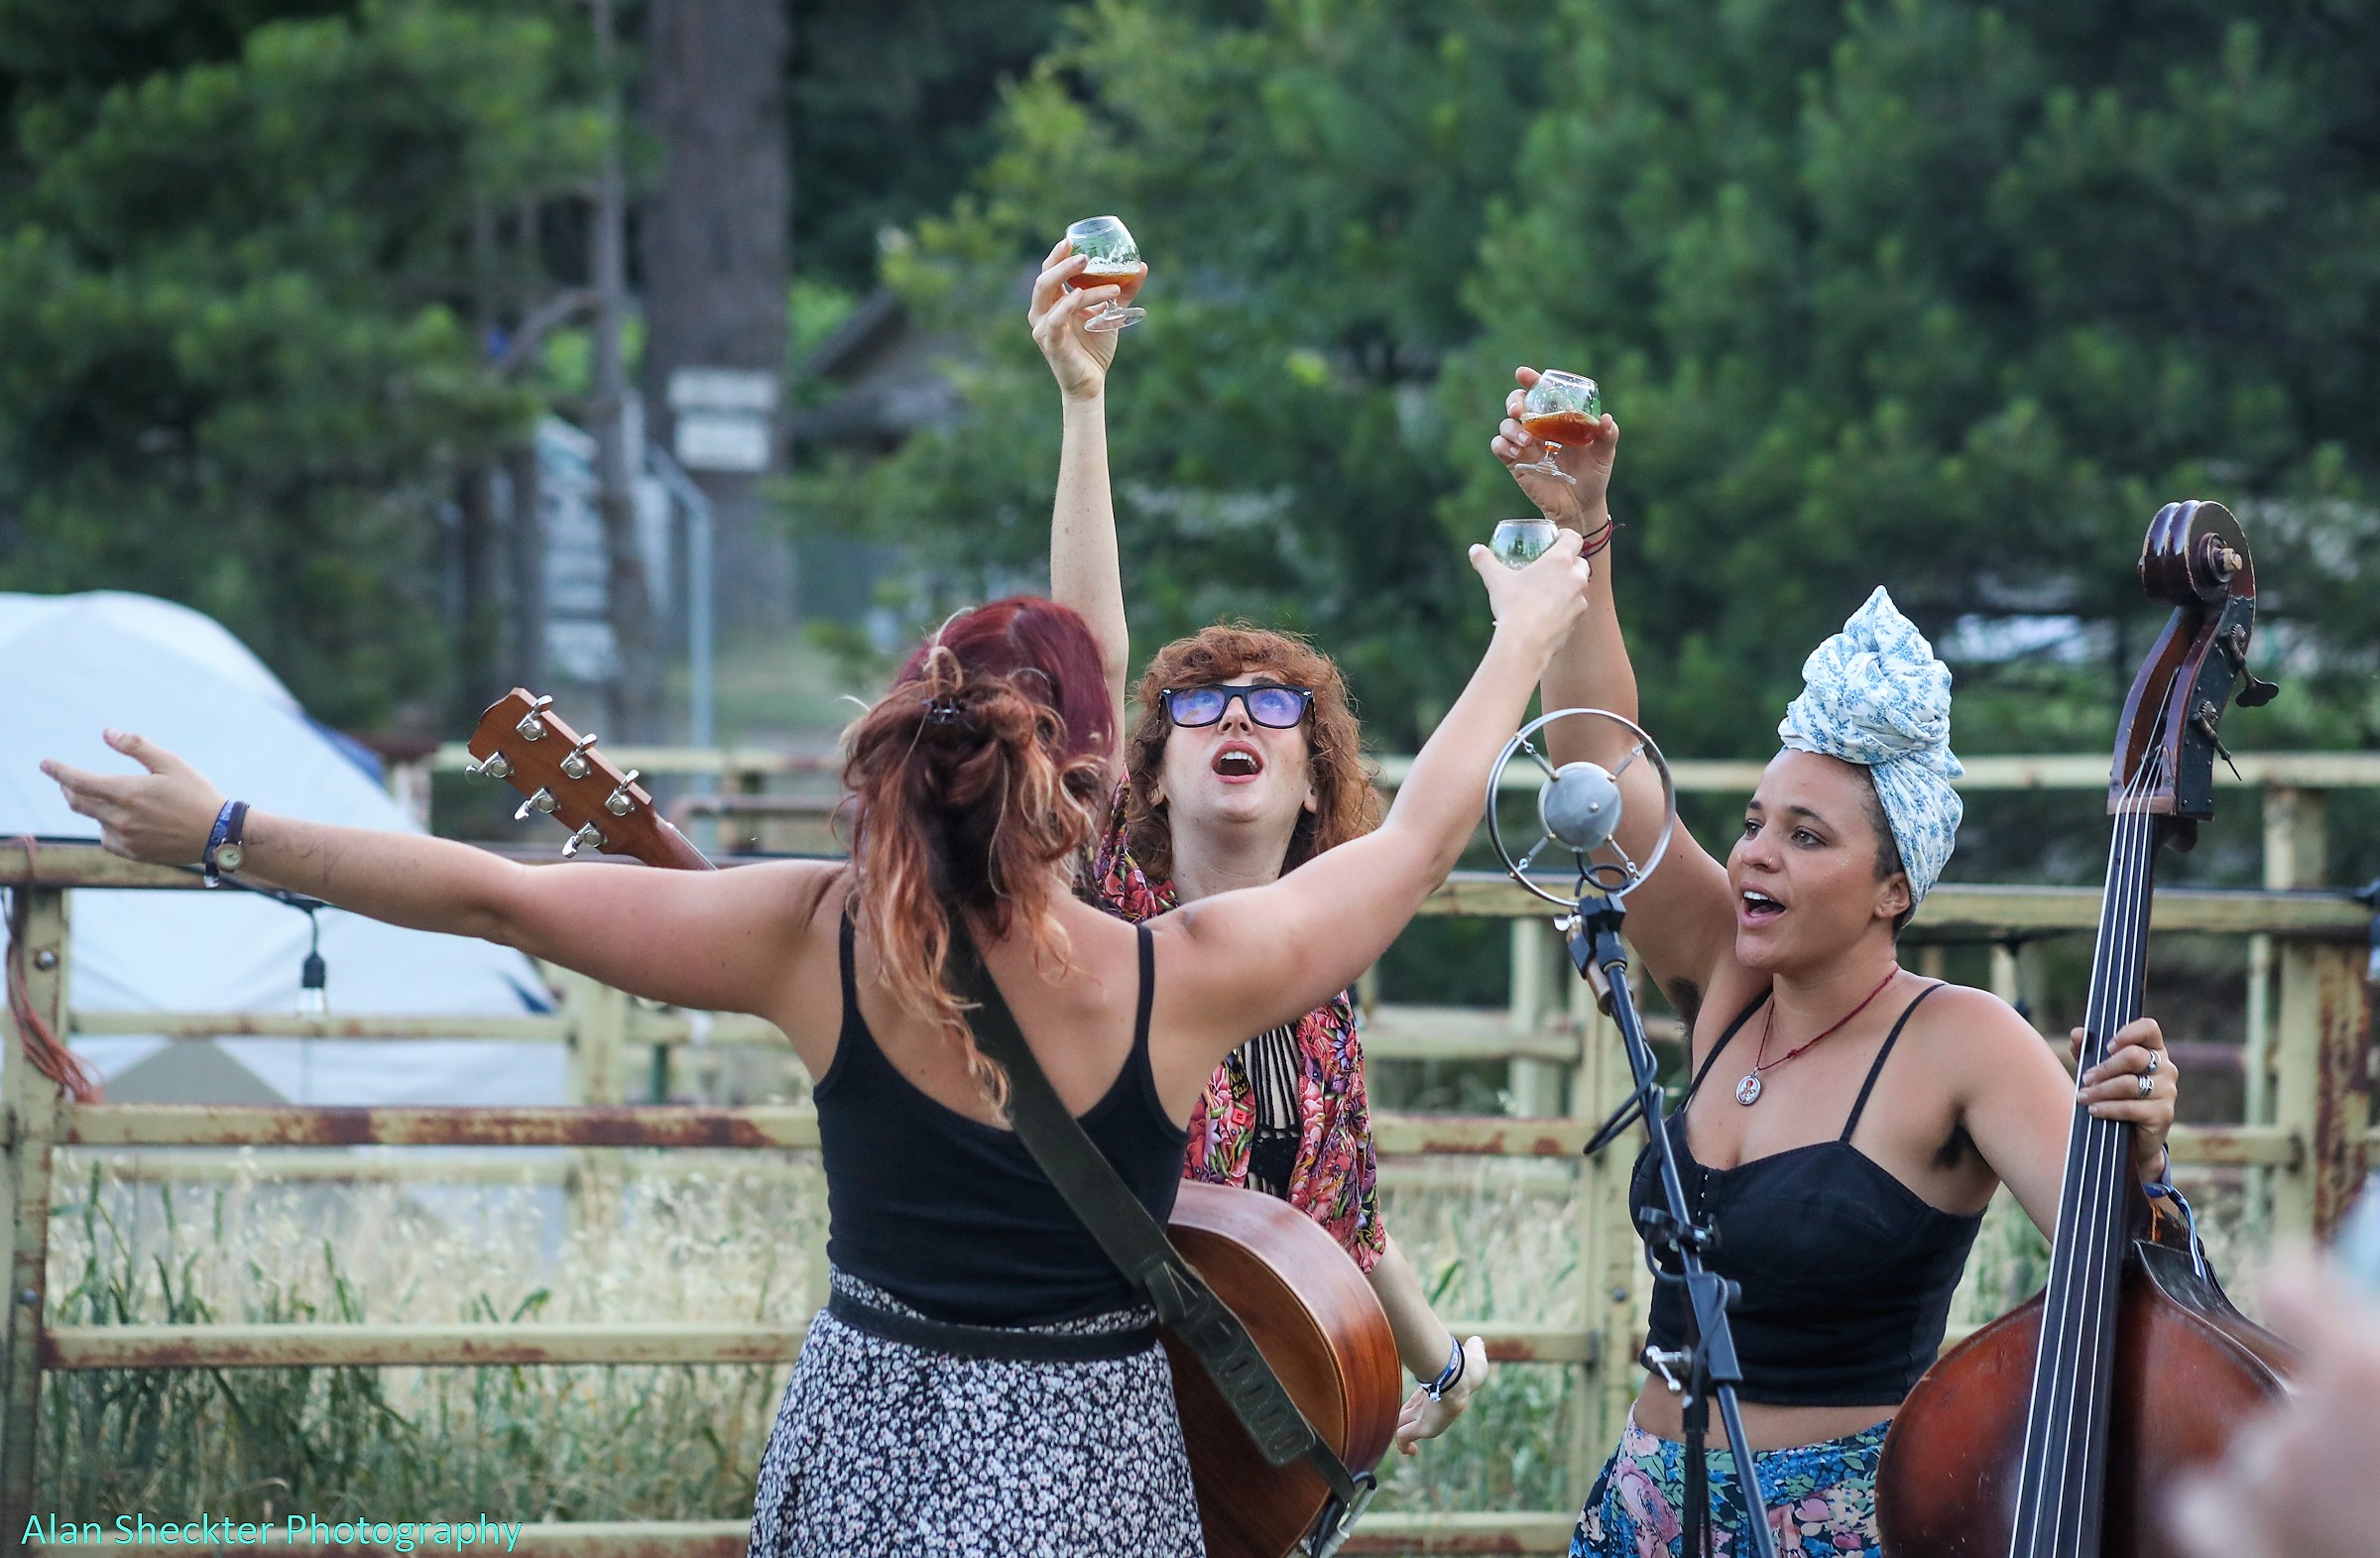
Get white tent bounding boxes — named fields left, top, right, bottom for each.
left=0, top=591, right=565, bottom=1106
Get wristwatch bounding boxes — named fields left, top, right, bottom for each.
left=202, top=800, right=251, bottom=888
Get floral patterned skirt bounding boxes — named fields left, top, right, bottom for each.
left=748, top=1270, right=1205, bottom=1558
left=1570, top=1410, right=1889, bottom=1557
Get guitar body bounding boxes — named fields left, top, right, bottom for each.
left=1880, top=1241, right=2291, bottom=1557
left=466, top=687, right=1402, bottom=1558
left=1167, top=1181, right=1401, bottom=1558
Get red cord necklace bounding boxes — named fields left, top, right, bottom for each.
left=1733, top=965, right=1901, bottom=1107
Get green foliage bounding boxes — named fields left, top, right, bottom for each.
left=1449, top=0, right=2380, bottom=755
left=789, top=0, right=1076, bottom=294
left=0, top=0, right=603, bottom=726
left=793, top=0, right=1551, bottom=747
left=809, top=0, right=2380, bottom=781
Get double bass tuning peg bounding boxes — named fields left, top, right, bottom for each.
left=2217, top=625, right=2281, bottom=708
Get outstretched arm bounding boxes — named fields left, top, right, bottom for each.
left=1493, top=367, right=1735, bottom=1013
left=1152, top=534, right=1596, bottom=1063
left=42, top=731, right=836, bottom=1029
left=1032, top=237, right=1142, bottom=736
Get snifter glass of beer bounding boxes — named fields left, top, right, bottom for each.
left=1511, top=369, right=1601, bottom=486
left=1489, top=517, right=1559, bottom=569
left=1064, top=214, right=1147, bottom=333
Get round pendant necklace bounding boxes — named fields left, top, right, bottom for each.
left=1734, top=965, right=1901, bottom=1106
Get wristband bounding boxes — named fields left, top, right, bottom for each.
left=1578, top=515, right=1618, bottom=559
left=202, top=800, right=250, bottom=888
left=1425, top=1334, right=1466, bottom=1401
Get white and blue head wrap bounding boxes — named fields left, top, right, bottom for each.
left=1775, top=587, right=1964, bottom=905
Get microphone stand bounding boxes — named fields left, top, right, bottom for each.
left=1566, top=889, right=1778, bottom=1558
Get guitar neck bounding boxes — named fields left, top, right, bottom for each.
left=632, top=817, right=716, bottom=872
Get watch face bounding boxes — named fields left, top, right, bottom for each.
left=216, top=844, right=243, bottom=874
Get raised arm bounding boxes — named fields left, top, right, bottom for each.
left=1031, top=237, right=1142, bottom=736
left=41, top=733, right=838, bottom=1038
left=1151, top=534, right=1595, bottom=1061
left=1493, top=366, right=1735, bottom=1014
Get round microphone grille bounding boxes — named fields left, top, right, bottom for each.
left=1540, top=761, right=1622, bottom=853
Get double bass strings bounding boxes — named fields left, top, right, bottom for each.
left=2039, top=749, right=2159, bottom=1554
left=2010, top=746, right=2161, bottom=1556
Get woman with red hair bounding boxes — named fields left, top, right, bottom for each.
left=1033, top=245, right=1489, bottom=1451
left=45, top=546, right=1591, bottom=1554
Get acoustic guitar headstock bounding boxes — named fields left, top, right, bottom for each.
left=464, top=689, right=715, bottom=872
left=2110, top=500, right=2281, bottom=834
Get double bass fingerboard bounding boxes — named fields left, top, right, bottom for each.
left=2004, top=748, right=2166, bottom=1558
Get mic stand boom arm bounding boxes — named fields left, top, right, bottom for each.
left=1566, top=890, right=1779, bottom=1558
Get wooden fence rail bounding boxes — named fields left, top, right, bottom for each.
left=6, top=752, right=2376, bottom=1557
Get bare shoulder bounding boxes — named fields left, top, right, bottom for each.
left=781, top=859, right=850, bottom=933
left=1901, top=981, right=2067, bottom=1096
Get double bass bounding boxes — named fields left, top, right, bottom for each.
left=1878, top=500, right=2295, bottom=1555
left=459, top=691, right=1398, bottom=1558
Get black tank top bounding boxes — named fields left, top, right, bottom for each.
left=1630, top=983, right=1985, bottom=1406
left=815, top=913, right=1187, bottom=1327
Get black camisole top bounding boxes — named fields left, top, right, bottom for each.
left=1629, top=983, right=1985, bottom=1406
left=815, top=913, right=1187, bottom=1327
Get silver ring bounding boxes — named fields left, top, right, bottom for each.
left=2137, top=1072, right=2155, bottom=1099
left=2145, top=1052, right=2161, bottom=1077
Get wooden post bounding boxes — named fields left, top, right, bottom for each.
left=1507, top=920, right=1565, bottom=1116
left=563, top=970, right=631, bottom=1107
left=0, top=890, right=66, bottom=1545
left=1568, top=954, right=1639, bottom=1494
left=2263, top=789, right=2329, bottom=1242
left=2272, top=942, right=2372, bottom=1242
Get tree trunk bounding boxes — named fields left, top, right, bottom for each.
left=591, top=0, right=662, bottom=740
left=639, top=0, right=791, bottom=641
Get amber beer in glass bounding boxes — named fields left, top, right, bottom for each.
left=1064, top=215, right=1147, bottom=332
left=1512, top=370, right=1601, bottom=486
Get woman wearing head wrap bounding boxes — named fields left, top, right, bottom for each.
left=1491, top=370, right=2183, bottom=1558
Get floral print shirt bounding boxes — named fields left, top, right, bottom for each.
left=1088, top=784, right=1386, bottom=1272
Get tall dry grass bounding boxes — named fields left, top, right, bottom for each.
left=38, top=1143, right=2266, bottom=1531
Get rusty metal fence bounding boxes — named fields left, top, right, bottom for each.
left=3, top=751, right=2375, bottom=1556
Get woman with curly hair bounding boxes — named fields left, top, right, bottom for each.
left=1031, top=241, right=1487, bottom=1453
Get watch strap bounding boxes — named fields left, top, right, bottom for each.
left=202, top=800, right=250, bottom=888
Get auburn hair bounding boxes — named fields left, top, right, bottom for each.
left=839, top=597, right=1115, bottom=1108
left=1121, top=623, right=1380, bottom=884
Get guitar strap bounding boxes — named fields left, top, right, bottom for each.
left=946, top=927, right=1375, bottom=1558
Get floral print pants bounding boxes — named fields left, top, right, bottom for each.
left=1570, top=1411, right=1889, bottom=1557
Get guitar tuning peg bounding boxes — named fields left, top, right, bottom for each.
left=515, top=787, right=558, bottom=821
left=462, top=751, right=513, bottom=782
left=516, top=694, right=555, bottom=741
left=559, top=732, right=600, bottom=779
left=561, top=821, right=605, bottom=859
left=603, top=769, right=643, bottom=817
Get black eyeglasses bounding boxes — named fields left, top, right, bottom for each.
left=1160, top=682, right=1314, bottom=730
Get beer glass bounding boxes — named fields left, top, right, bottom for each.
left=1511, top=370, right=1601, bottom=486
left=1064, top=215, right=1146, bottom=333
left=1489, top=518, right=1559, bottom=569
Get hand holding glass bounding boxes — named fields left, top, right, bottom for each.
left=1064, top=215, right=1147, bottom=333
left=1512, top=371, right=1601, bottom=486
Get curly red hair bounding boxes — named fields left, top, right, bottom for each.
left=1121, top=623, right=1379, bottom=884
